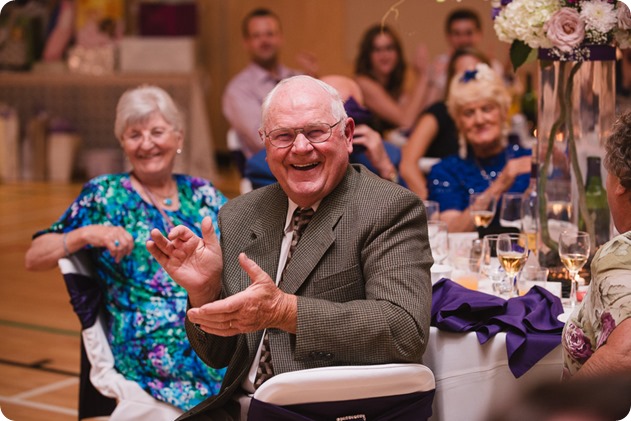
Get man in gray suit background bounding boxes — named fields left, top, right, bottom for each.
left=148, top=75, right=433, bottom=420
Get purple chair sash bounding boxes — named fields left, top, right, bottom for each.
left=63, top=272, right=103, bottom=330
left=431, top=279, right=565, bottom=378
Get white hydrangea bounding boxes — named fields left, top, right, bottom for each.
left=580, top=1, right=617, bottom=34
left=494, top=0, right=560, bottom=48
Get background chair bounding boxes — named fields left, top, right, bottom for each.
left=248, top=363, right=436, bottom=421
left=58, top=251, right=183, bottom=420
left=226, top=128, right=252, bottom=194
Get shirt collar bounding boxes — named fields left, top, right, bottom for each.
left=284, top=198, right=320, bottom=234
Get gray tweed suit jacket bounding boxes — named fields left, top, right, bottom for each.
left=179, top=164, right=433, bottom=420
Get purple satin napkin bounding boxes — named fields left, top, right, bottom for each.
left=431, top=279, right=565, bottom=378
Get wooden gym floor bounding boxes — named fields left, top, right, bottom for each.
left=0, top=168, right=241, bottom=421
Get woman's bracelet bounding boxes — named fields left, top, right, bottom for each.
left=63, top=232, right=71, bottom=258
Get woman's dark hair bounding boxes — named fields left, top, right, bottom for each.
left=354, top=24, right=406, bottom=99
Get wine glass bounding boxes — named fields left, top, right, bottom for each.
left=423, top=200, right=440, bottom=222
left=499, top=193, right=523, bottom=229
left=558, top=230, right=590, bottom=308
left=469, top=193, right=497, bottom=229
left=497, top=233, right=528, bottom=297
left=427, top=220, right=449, bottom=265
left=480, top=234, right=506, bottom=294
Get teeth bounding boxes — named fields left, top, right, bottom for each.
left=293, top=162, right=318, bottom=169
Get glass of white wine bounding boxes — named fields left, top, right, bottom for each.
left=558, top=230, right=590, bottom=308
left=497, top=233, right=528, bottom=298
left=469, top=193, right=497, bottom=229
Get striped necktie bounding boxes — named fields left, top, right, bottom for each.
left=254, top=207, right=315, bottom=389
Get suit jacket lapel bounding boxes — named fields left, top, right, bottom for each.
left=241, top=185, right=288, bottom=352
left=280, top=166, right=358, bottom=295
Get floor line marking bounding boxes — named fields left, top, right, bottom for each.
left=0, top=396, right=77, bottom=416
left=0, top=319, right=79, bottom=337
left=12, top=378, right=78, bottom=400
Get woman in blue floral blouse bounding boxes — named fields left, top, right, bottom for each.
left=562, top=111, right=631, bottom=379
left=25, top=86, right=227, bottom=412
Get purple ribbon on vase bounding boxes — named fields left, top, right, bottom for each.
left=431, top=279, right=565, bottom=378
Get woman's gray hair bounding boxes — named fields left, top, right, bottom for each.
left=605, top=111, right=631, bottom=190
left=114, top=85, right=184, bottom=140
left=260, top=75, right=348, bottom=134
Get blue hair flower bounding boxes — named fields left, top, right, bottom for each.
left=460, top=69, right=478, bottom=83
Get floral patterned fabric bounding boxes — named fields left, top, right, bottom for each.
left=562, top=230, right=631, bottom=378
left=34, top=173, right=227, bottom=411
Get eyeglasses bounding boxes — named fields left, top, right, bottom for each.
left=122, top=127, right=174, bottom=144
left=263, top=119, right=343, bottom=148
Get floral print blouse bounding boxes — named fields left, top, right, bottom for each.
left=562, top=230, right=631, bottom=378
left=35, top=173, right=228, bottom=411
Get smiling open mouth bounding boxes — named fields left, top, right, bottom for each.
left=292, top=162, right=319, bottom=171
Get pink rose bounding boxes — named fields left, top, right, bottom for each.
left=618, top=3, right=631, bottom=30
left=562, top=322, right=593, bottom=363
left=544, top=7, right=585, bottom=53
left=596, top=312, right=617, bottom=348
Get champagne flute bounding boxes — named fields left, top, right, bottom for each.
left=469, top=193, right=497, bottom=229
left=499, top=192, right=523, bottom=229
left=497, top=233, right=528, bottom=297
left=423, top=200, right=440, bottom=222
left=427, top=220, right=449, bottom=265
left=558, top=230, right=590, bottom=308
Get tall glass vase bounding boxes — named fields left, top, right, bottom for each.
left=536, top=46, right=615, bottom=272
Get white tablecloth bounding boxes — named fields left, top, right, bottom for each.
left=424, top=327, right=563, bottom=421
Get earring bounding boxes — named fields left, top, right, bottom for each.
left=458, top=134, right=467, bottom=159
left=176, top=148, right=182, bottom=154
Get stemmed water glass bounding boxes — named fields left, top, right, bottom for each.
left=423, top=200, right=440, bottom=222
left=497, top=233, right=528, bottom=297
left=559, top=230, right=590, bottom=308
left=499, top=192, right=523, bottom=229
left=427, top=220, right=449, bottom=265
left=480, top=234, right=506, bottom=294
left=469, top=193, right=497, bottom=229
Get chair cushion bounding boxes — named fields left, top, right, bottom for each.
left=252, top=363, right=435, bottom=405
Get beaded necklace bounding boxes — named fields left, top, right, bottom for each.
left=131, top=172, right=176, bottom=232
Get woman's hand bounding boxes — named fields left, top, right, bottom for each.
left=80, top=225, right=134, bottom=263
left=25, top=225, right=134, bottom=271
left=147, top=216, right=223, bottom=307
left=488, top=155, right=531, bottom=198
left=353, top=125, right=397, bottom=180
left=412, top=44, right=429, bottom=76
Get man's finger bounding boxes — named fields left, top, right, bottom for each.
left=238, top=253, right=271, bottom=284
left=146, top=239, right=170, bottom=268
left=201, top=216, right=219, bottom=247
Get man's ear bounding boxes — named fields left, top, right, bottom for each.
left=344, top=117, right=355, bottom=141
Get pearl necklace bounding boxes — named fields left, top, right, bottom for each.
left=472, top=149, right=507, bottom=185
